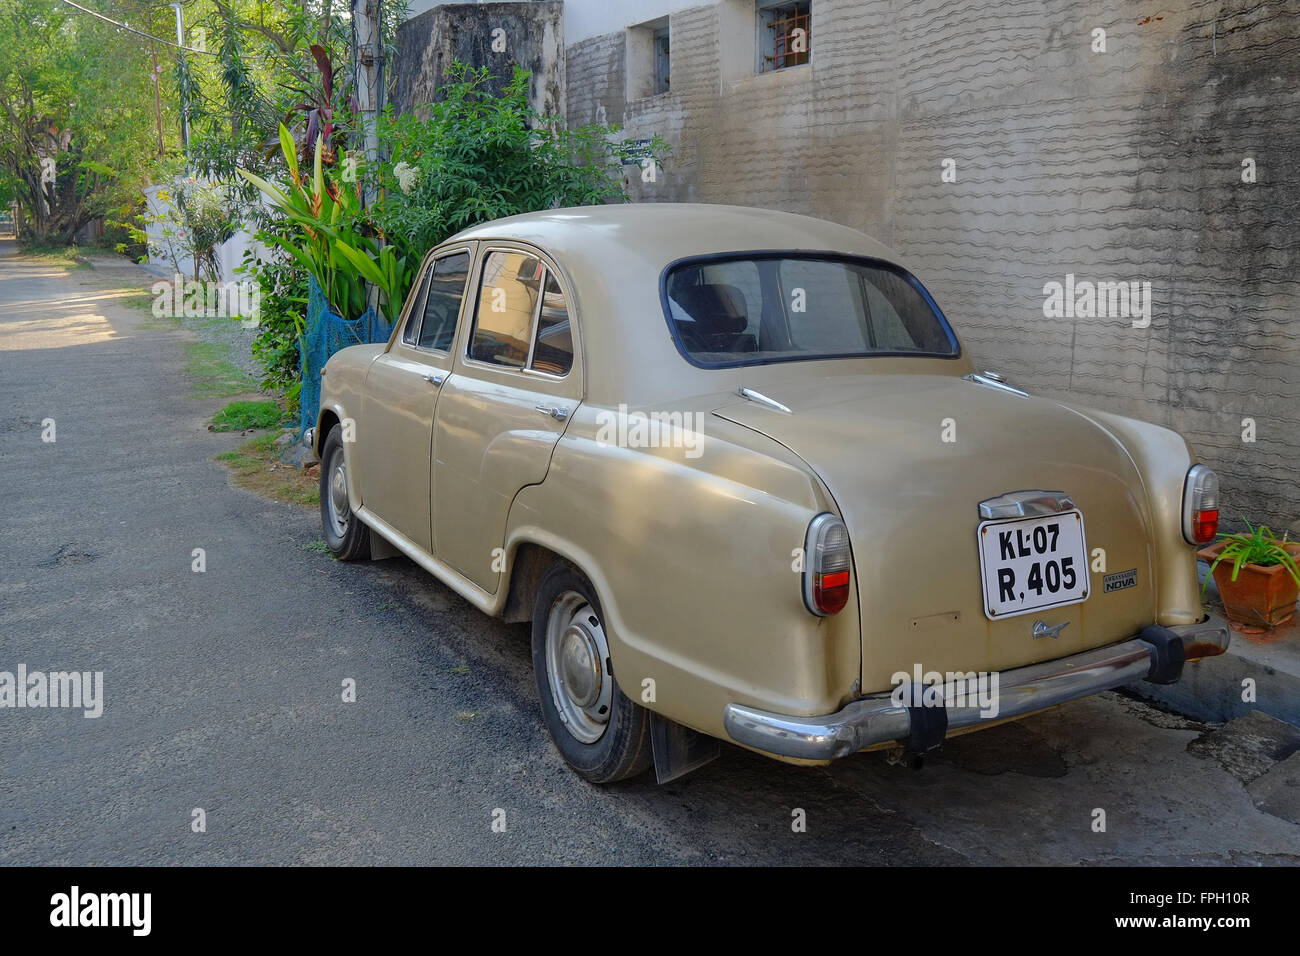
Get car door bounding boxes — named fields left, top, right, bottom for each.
left=432, top=245, right=581, bottom=593
left=359, top=244, right=474, bottom=553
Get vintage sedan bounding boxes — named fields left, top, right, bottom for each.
left=310, top=203, right=1229, bottom=784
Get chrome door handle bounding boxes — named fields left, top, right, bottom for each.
left=422, top=371, right=447, bottom=386
left=535, top=404, right=569, bottom=422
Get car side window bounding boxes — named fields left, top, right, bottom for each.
left=400, top=267, right=433, bottom=346
left=470, top=251, right=543, bottom=368
left=530, top=271, right=573, bottom=376
left=417, top=251, right=471, bottom=352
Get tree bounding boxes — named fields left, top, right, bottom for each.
left=0, top=0, right=160, bottom=244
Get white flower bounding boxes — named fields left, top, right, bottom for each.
left=393, top=161, right=421, bottom=194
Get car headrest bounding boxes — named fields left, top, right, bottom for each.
left=671, top=284, right=749, bottom=336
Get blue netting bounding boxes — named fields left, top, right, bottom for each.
left=298, top=277, right=394, bottom=435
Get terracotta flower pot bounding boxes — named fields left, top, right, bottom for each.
left=1198, top=540, right=1300, bottom=628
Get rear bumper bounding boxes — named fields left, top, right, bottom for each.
left=722, top=614, right=1230, bottom=761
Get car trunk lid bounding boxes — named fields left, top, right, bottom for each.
left=712, top=373, right=1157, bottom=693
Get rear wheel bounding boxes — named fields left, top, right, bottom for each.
left=531, top=563, right=651, bottom=783
left=319, top=425, right=370, bottom=561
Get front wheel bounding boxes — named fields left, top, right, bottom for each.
left=531, top=563, right=651, bottom=783
left=319, top=425, right=370, bottom=561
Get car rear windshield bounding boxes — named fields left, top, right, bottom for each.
left=662, top=254, right=959, bottom=366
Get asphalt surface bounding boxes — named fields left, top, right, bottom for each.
left=1, top=241, right=1297, bottom=865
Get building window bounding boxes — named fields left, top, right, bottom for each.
left=757, top=0, right=811, bottom=73
left=653, top=26, right=670, bottom=94
left=628, top=18, right=670, bottom=100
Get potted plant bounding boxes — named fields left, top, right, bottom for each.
left=1199, top=521, right=1300, bottom=628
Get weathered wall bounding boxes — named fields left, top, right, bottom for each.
left=394, top=1, right=565, bottom=117
left=567, top=0, right=1300, bottom=531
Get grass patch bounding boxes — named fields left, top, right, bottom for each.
left=214, top=432, right=319, bottom=508
left=211, top=400, right=286, bottom=432
left=20, top=244, right=89, bottom=267
left=185, top=341, right=259, bottom=399
left=126, top=289, right=180, bottom=330
left=120, top=291, right=159, bottom=313
left=301, top=538, right=330, bottom=553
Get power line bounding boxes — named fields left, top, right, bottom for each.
left=57, top=0, right=216, bottom=55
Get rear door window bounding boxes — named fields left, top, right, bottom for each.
left=470, top=251, right=542, bottom=368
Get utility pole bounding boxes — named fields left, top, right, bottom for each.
left=170, top=3, right=189, bottom=149
left=350, top=0, right=383, bottom=207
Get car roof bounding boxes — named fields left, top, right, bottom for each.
left=444, top=204, right=954, bottom=406
left=447, top=203, right=902, bottom=266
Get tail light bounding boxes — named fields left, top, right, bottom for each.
left=1182, top=465, right=1220, bottom=545
left=803, top=514, right=852, bottom=616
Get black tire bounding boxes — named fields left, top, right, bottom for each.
left=531, top=563, right=652, bottom=784
left=319, top=425, right=371, bottom=561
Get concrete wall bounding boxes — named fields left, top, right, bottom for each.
left=394, top=1, right=565, bottom=118
left=565, top=0, right=1300, bottom=532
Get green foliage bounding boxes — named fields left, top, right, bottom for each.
left=371, top=64, right=667, bottom=258
left=236, top=221, right=310, bottom=393
left=183, top=340, right=259, bottom=399
left=1204, top=519, right=1300, bottom=593
left=149, top=178, right=238, bottom=279
left=211, top=399, right=286, bottom=431
left=239, top=61, right=665, bottom=398
left=239, top=126, right=415, bottom=319
left=0, top=0, right=161, bottom=244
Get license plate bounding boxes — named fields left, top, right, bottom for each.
left=977, top=510, right=1089, bottom=620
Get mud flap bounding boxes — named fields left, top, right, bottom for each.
left=650, top=713, right=720, bottom=784
left=906, top=683, right=949, bottom=757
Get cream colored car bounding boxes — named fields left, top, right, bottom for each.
left=311, top=204, right=1229, bottom=784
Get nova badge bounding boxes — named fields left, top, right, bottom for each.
left=1032, top=620, right=1070, bottom=640
left=1103, top=568, right=1138, bottom=593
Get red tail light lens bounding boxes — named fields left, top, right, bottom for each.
left=1182, top=465, right=1220, bottom=545
left=804, top=514, right=852, bottom=616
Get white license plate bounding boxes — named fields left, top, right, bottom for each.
left=977, top=510, right=1089, bottom=620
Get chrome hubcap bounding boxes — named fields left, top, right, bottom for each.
left=327, top=451, right=350, bottom=539
left=545, top=590, right=613, bottom=744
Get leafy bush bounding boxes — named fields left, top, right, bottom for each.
left=238, top=62, right=666, bottom=397
left=147, top=177, right=238, bottom=280
left=371, top=64, right=662, bottom=259
left=240, top=126, right=415, bottom=320
left=235, top=215, right=310, bottom=394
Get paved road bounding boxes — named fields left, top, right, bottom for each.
left=1, top=242, right=1297, bottom=865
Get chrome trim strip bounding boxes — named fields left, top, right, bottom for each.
left=963, top=371, right=1028, bottom=398
left=723, top=636, right=1160, bottom=760
left=353, top=507, right=498, bottom=615
left=736, top=386, right=792, bottom=414
left=978, top=489, right=1077, bottom=520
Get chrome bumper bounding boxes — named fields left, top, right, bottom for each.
left=723, top=614, right=1231, bottom=761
